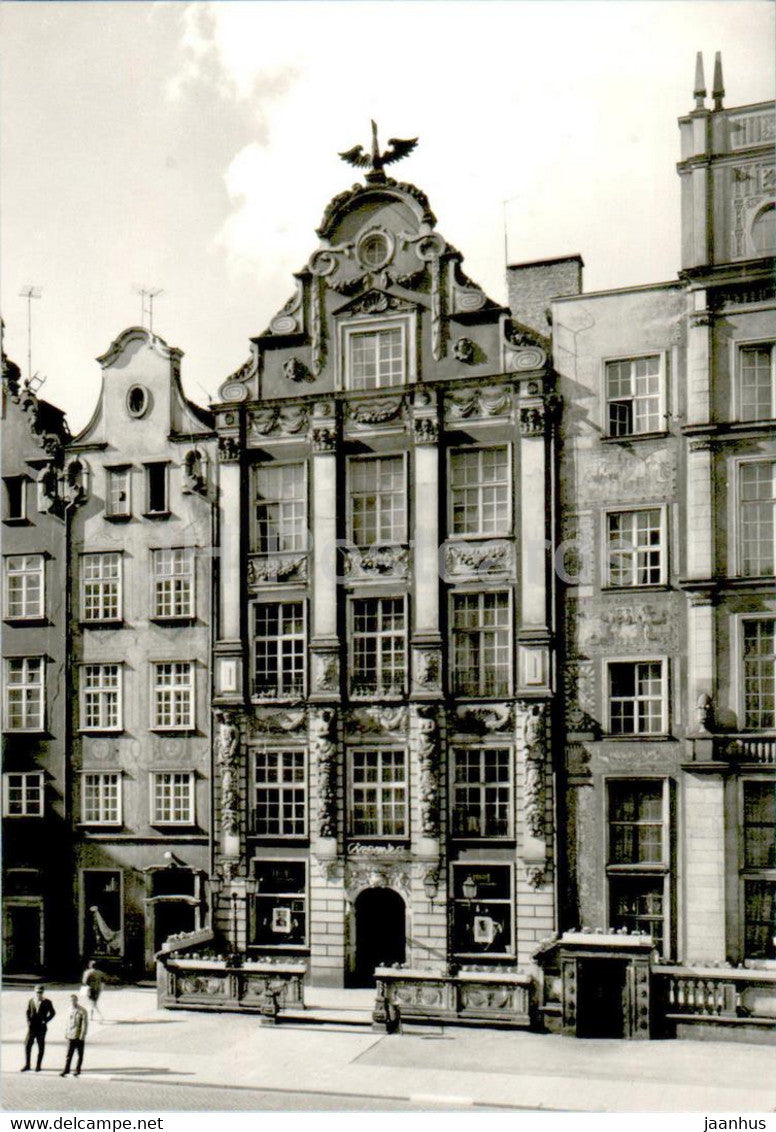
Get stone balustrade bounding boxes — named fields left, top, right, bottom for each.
left=373, top=966, right=534, bottom=1029
left=652, top=964, right=776, bottom=1037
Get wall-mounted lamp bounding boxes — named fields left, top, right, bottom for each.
left=423, top=869, right=439, bottom=902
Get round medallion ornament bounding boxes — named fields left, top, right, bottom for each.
left=221, top=383, right=248, bottom=403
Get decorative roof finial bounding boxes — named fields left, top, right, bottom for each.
left=339, top=121, right=418, bottom=184
left=693, top=51, right=707, bottom=110
left=712, top=51, right=725, bottom=110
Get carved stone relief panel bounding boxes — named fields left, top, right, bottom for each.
left=214, top=709, right=242, bottom=838
left=249, top=403, right=309, bottom=441
left=411, top=646, right=442, bottom=694
left=444, top=540, right=515, bottom=581
left=453, top=703, right=513, bottom=735
left=343, top=546, right=409, bottom=581
left=247, top=555, right=308, bottom=586
left=345, top=859, right=412, bottom=902
left=344, top=396, right=406, bottom=433
left=310, top=707, right=338, bottom=840
left=444, top=383, right=512, bottom=422
left=248, top=708, right=307, bottom=736
left=345, top=706, right=408, bottom=737
left=576, top=447, right=677, bottom=503
left=412, top=704, right=440, bottom=839
left=311, top=650, right=341, bottom=695
left=574, top=599, right=680, bottom=652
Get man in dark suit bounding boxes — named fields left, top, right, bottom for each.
left=21, top=984, right=56, bottom=1072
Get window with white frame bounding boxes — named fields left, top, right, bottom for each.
left=347, top=325, right=404, bottom=390
left=4, top=555, right=44, bottom=619
left=738, top=343, right=776, bottom=421
left=80, top=664, right=122, bottom=731
left=106, top=467, right=131, bottom=518
left=608, top=660, right=667, bottom=735
left=451, top=864, right=514, bottom=957
left=252, top=463, right=307, bottom=554
left=253, top=602, right=305, bottom=698
left=451, top=591, right=511, bottom=697
left=739, top=461, right=776, bottom=577
left=351, top=596, right=406, bottom=696
left=452, top=747, right=512, bottom=838
left=82, top=772, right=121, bottom=825
left=349, top=456, right=406, bottom=547
left=743, top=780, right=776, bottom=960
left=449, top=447, right=510, bottom=537
left=151, top=548, right=195, bottom=618
left=350, top=747, right=407, bottom=837
left=151, top=772, right=195, bottom=824
left=605, top=355, right=663, bottom=436
left=742, top=618, right=775, bottom=730
left=5, top=657, right=44, bottom=731
left=606, top=509, right=665, bottom=586
left=3, top=771, right=44, bottom=817
left=607, top=779, right=670, bottom=954
left=151, top=662, right=194, bottom=729
left=252, top=750, right=306, bottom=837
left=251, top=860, right=307, bottom=949
left=81, top=552, right=122, bottom=621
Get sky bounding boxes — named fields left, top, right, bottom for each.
left=1, top=0, right=774, bottom=433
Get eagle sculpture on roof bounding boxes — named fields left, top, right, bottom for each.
left=340, top=120, right=418, bottom=181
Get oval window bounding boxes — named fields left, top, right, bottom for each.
left=126, top=385, right=149, bottom=418
left=358, top=231, right=391, bottom=270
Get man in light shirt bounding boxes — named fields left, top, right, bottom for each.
left=60, top=994, right=88, bottom=1077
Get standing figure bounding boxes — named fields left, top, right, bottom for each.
left=81, top=960, right=104, bottom=1021
left=60, top=994, right=89, bottom=1077
left=21, top=984, right=56, bottom=1072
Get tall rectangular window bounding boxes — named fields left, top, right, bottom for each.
left=106, top=467, right=131, bottom=518
left=252, top=464, right=306, bottom=554
left=81, top=664, right=121, bottom=731
left=349, top=456, right=406, bottom=547
left=739, top=343, right=776, bottom=421
left=348, top=327, right=404, bottom=390
left=252, top=750, right=306, bottom=837
left=82, top=772, right=121, bottom=825
left=4, top=477, right=26, bottom=521
left=743, top=781, right=776, bottom=959
left=151, top=772, right=194, bottom=824
left=743, top=618, right=775, bottom=729
left=450, top=448, right=510, bottom=537
left=452, top=748, right=512, bottom=838
left=81, top=552, right=122, bottom=622
left=145, top=463, right=169, bottom=515
left=606, top=509, right=664, bottom=586
left=350, top=748, right=407, bottom=837
left=351, top=597, right=406, bottom=696
left=253, top=602, right=305, bottom=698
left=740, top=461, right=776, bottom=577
left=4, top=554, right=44, bottom=619
left=606, top=355, right=662, bottom=436
left=151, top=548, right=194, bottom=618
left=3, top=771, right=44, bottom=817
left=152, top=662, right=194, bottom=729
left=608, top=660, right=666, bottom=735
left=451, top=591, right=511, bottom=696
left=5, top=657, right=44, bottom=731
left=608, top=780, right=669, bottom=954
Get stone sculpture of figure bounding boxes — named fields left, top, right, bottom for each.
left=415, top=705, right=439, bottom=838
left=695, top=693, right=713, bottom=734
left=522, top=704, right=546, bottom=841
left=183, top=448, right=207, bottom=494
left=215, top=711, right=240, bottom=836
left=311, top=708, right=337, bottom=839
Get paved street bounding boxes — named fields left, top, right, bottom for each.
left=2, top=985, right=774, bottom=1113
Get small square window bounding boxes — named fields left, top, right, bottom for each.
left=151, top=772, right=195, bottom=824
left=4, top=477, right=27, bottom=521
left=350, top=748, right=408, bottom=837
left=106, top=467, right=131, bottom=519
left=738, top=344, right=776, bottom=422
left=151, top=548, right=195, bottom=619
left=608, top=660, right=666, bottom=735
left=82, top=772, right=121, bottom=825
left=4, top=657, right=44, bottom=731
left=80, top=664, right=122, bottom=731
left=152, top=662, right=194, bottom=729
left=81, top=553, right=122, bottom=622
left=4, top=555, right=44, bottom=619
left=606, top=509, right=665, bottom=586
left=605, top=356, right=663, bottom=437
left=3, top=771, right=44, bottom=817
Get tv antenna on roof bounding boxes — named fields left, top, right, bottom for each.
left=19, top=284, right=42, bottom=384
left=133, top=285, right=165, bottom=334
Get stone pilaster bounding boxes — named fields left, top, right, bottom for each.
left=686, top=291, right=711, bottom=424
left=683, top=773, right=726, bottom=962
left=686, top=439, right=714, bottom=579
left=411, top=388, right=443, bottom=696
left=215, top=415, right=244, bottom=702
left=517, top=399, right=551, bottom=694
left=309, top=401, right=340, bottom=701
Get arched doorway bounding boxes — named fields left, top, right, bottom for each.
left=353, top=887, right=406, bottom=987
